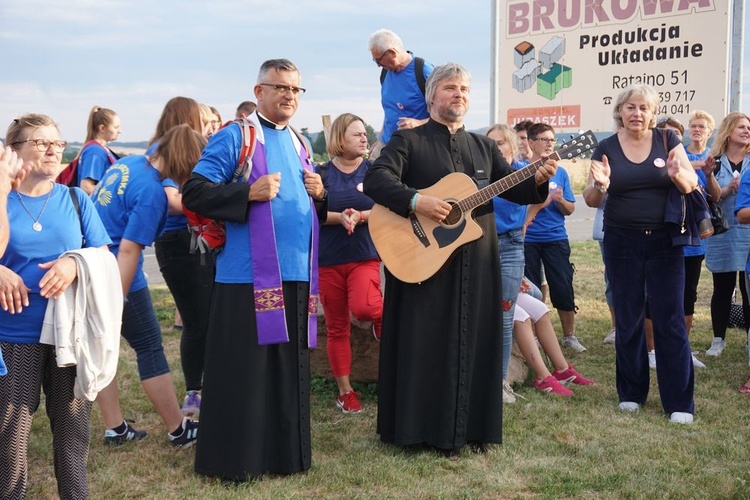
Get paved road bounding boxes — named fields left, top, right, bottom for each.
left=144, top=194, right=597, bottom=286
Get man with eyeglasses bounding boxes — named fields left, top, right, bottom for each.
left=523, top=123, right=584, bottom=353
left=183, top=58, right=327, bottom=481
left=368, top=29, right=434, bottom=159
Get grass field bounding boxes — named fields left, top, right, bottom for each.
left=25, top=240, right=750, bottom=498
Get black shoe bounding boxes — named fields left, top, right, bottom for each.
left=169, top=418, right=199, bottom=448
left=104, top=420, right=148, bottom=445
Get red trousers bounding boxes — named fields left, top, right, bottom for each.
left=319, top=259, right=383, bottom=377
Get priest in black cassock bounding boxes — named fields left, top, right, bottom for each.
left=364, top=62, right=557, bottom=454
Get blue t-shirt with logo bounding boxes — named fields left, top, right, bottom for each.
left=192, top=122, right=312, bottom=284
left=92, top=155, right=167, bottom=293
left=494, top=159, right=529, bottom=235
left=0, top=184, right=111, bottom=343
left=524, top=166, right=574, bottom=243
left=380, top=56, right=433, bottom=144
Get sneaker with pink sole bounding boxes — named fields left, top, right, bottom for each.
left=553, top=365, right=595, bottom=385
left=534, top=375, right=574, bottom=396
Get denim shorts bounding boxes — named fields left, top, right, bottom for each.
left=121, top=287, right=170, bottom=381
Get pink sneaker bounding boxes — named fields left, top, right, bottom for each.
left=553, top=364, right=595, bottom=386
left=336, top=391, right=363, bottom=413
left=534, top=375, right=574, bottom=396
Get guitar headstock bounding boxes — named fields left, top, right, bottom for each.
left=557, top=130, right=598, bottom=161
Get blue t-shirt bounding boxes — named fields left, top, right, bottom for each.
left=734, top=169, right=750, bottom=275
left=77, top=143, right=115, bottom=185
left=318, top=159, right=378, bottom=267
left=524, top=166, right=574, bottom=243
left=380, top=56, right=433, bottom=144
left=161, top=177, right=188, bottom=232
left=192, top=123, right=312, bottom=284
left=0, top=184, right=111, bottom=343
left=92, top=155, right=167, bottom=294
left=494, top=159, right=529, bottom=235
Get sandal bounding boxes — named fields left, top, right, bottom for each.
left=738, top=375, right=750, bottom=394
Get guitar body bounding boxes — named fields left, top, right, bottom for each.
left=369, top=172, right=484, bottom=283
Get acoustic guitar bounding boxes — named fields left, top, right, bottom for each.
left=368, top=131, right=598, bottom=283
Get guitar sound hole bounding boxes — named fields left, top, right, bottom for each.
left=443, top=203, right=462, bottom=226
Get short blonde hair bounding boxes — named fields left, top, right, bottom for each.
left=612, top=84, right=659, bottom=130
left=326, top=113, right=365, bottom=158
left=688, top=110, right=715, bottom=132
left=7, top=114, right=59, bottom=150
left=710, top=112, right=750, bottom=157
left=485, top=124, right=519, bottom=161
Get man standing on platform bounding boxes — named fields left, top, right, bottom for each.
left=183, top=58, right=327, bottom=481
left=368, top=29, right=433, bottom=158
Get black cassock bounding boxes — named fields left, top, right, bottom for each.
left=364, top=119, right=546, bottom=450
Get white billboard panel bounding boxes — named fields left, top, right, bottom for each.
left=499, top=0, right=731, bottom=132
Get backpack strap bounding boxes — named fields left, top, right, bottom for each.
left=379, top=52, right=427, bottom=97
left=414, top=56, right=426, bottom=96
left=68, top=187, right=85, bottom=247
left=231, top=118, right=257, bottom=183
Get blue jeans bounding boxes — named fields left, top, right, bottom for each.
left=122, top=287, right=171, bottom=381
left=604, top=226, right=694, bottom=414
left=499, top=229, right=525, bottom=380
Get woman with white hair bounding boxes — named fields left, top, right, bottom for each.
left=583, top=84, right=698, bottom=424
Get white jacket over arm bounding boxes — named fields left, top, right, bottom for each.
left=41, top=247, right=123, bottom=401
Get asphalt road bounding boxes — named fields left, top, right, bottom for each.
left=143, top=194, right=598, bottom=286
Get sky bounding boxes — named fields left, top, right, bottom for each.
left=1, top=0, right=748, bottom=143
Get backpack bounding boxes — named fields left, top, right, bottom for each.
left=184, top=117, right=313, bottom=260
left=379, top=52, right=426, bottom=96
left=56, top=141, right=117, bottom=187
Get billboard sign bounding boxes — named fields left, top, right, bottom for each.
left=499, top=0, right=730, bottom=132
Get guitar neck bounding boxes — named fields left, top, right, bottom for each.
left=457, top=152, right=561, bottom=213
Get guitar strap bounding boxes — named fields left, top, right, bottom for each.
left=466, top=133, right=490, bottom=189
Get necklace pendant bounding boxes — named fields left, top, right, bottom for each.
left=33, top=222, right=42, bottom=232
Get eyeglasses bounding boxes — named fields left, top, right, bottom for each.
left=532, top=137, right=556, bottom=144
left=12, top=139, right=67, bottom=153
left=259, top=83, right=306, bottom=95
left=372, top=49, right=391, bottom=67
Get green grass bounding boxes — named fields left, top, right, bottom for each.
left=25, top=241, right=750, bottom=498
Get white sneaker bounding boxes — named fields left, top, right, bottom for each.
left=648, top=350, right=656, bottom=369
left=691, top=353, right=706, bottom=369
left=561, top=335, right=587, bottom=352
left=706, top=337, right=726, bottom=357
left=603, top=328, right=616, bottom=344
left=619, top=401, right=640, bottom=413
left=669, top=412, right=694, bottom=424
left=502, top=380, right=516, bottom=404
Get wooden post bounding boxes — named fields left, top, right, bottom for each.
left=321, top=115, right=332, bottom=146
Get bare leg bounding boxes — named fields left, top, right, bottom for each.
left=559, top=309, right=576, bottom=337
left=335, top=375, right=354, bottom=396
left=141, top=373, right=184, bottom=433
left=96, top=377, right=124, bottom=429
left=609, top=305, right=616, bottom=328
left=533, top=312, right=569, bottom=372
left=514, top=318, right=552, bottom=381
left=685, top=315, right=693, bottom=336
left=645, top=318, right=655, bottom=352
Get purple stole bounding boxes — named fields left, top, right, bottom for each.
left=246, top=129, right=319, bottom=348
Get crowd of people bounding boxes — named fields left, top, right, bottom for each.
left=0, top=27, right=749, bottom=494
